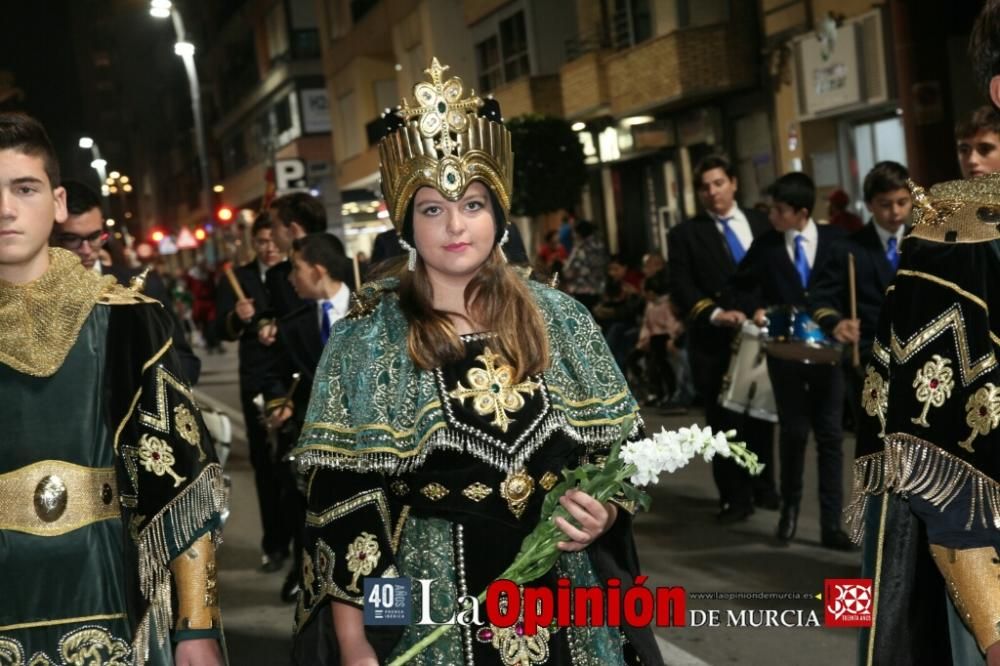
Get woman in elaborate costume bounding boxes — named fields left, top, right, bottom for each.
left=289, top=58, right=662, bottom=666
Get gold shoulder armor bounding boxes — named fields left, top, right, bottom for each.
left=908, top=175, right=1000, bottom=244
left=97, top=281, right=160, bottom=306
left=347, top=279, right=397, bottom=320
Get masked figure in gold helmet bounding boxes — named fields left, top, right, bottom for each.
left=289, top=58, right=663, bottom=666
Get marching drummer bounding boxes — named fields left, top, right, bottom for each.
left=725, top=172, right=855, bottom=550
left=668, top=155, right=779, bottom=524
left=808, top=161, right=911, bottom=431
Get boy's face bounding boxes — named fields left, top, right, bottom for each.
left=957, top=130, right=1000, bottom=178
left=768, top=199, right=808, bottom=233
left=867, top=187, right=911, bottom=233
left=697, top=168, right=738, bottom=217
left=0, top=149, right=66, bottom=277
left=289, top=251, right=322, bottom=300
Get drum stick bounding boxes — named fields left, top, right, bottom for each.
left=224, top=264, right=247, bottom=302
left=848, top=253, right=860, bottom=368
left=353, top=253, right=362, bottom=290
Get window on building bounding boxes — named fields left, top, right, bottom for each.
left=678, top=0, right=730, bottom=29
left=612, top=0, right=652, bottom=49
left=373, top=79, right=397, bottom=116
left=476, top=36, right=502, bottom=93
left=474, top=10, right=531, bottom=93
left=275, top=96, right=293, bottom=134
left=350, top=0, right=378, bottom=23
left=499, top=12, right=530, bottom=82
left=337, top=91, right=362, bottom=158
left=266, top=3, right=290, bottom=63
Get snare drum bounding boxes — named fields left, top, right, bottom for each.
left=719, top=322, right=778, bottom=422
left=763, top=306, right=842, bottom=364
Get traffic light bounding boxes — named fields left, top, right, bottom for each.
left=216, top=205, right=234, bottom=223
left=194, top=228, right=207, bottom=241
left=150, top=229, right=165, bottom=243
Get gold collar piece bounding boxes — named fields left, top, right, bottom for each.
left=0, top=248, right=118, bottom=377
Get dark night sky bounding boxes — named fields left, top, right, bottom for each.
left=1, top=1, right=89, bottom=175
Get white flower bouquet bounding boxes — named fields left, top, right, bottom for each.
left=389, top=416, right=763, bottom=665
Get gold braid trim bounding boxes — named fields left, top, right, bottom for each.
left=132, top=464, right=225, bottom=659
left=929, top=544, right=1000, bottom=652
left=688, top=297, right=715, bottom=321
left=845, top=434, right=1000, bottom=543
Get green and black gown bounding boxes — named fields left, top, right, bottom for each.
left=290, top=278, right=663, bottom=666
left=0, top=249, right=225, bottom=665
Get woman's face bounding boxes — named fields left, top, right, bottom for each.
left=412, top=181, right=496, bottom=282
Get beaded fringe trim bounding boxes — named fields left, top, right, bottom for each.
left=845, top=433, right=1000, bottom=543
left=132, top=464, right=225, bottom=663
left=296, top=413, right=642, bottom=476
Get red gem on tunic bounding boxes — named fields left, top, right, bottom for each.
left=515, top=622, right=524, bottom=636
left=477, top=628, right=494, bottom=641
left=930, top=380, right=939, bottom=389
left=981, top=407, right=989, bottom=416
left=358, top=553, right=366, bottom=560
left=152, top=452, right=160, bottom=460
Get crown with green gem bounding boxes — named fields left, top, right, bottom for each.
left=378, top=57, right=513, bottom=229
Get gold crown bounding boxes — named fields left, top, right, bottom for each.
left=378, top=58, right=513, bottom=229
left=907, top=174, right=1000, bottom=244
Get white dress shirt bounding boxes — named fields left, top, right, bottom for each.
left=784, top=218, right=819, bottom=268
left=709, top=205, right=755, bottom=325
left=871, top=221, right=905, bottom=254
left=317, top=283, right=351, bottom=332
left=711, top=205, right=755, bottom=254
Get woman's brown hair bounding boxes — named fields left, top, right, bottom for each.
left=395, top=194, right=550, bottom=379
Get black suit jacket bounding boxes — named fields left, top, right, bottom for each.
left=667, top=208, right=771, bottom=397
left=808, top=222, right=900, bottom=358
left=105, top=265, right=201, bottom=384
left=264, top=260, right=307, bottom=320
left=726, top=223, right=846, bottom=314
left=215, top=260, right=274, bottom=393
left=264, top=302, right=325, bottom=420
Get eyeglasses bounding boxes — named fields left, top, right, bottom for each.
left=54, top=230, right=110, bottom=250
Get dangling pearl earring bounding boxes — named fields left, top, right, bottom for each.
left=397, top=236, right=417, bottom=271
left=498, top=227, right=510, bottom=263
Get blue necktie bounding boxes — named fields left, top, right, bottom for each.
left=794, top=234, right=810, bottom=288
left=719, top=217, right=746, bottom=264
left=320, top=301, right=333, bottom=345
left=886, top=236, right=900, bottom=272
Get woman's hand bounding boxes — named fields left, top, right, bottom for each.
left=554, top=488, right=618, bottom=552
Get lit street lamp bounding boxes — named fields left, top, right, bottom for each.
left=150, top=0, right=212, bottom=228
left=79, top=137, right=109, bottom=196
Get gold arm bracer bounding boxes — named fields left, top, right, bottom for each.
left=929, top=544, right=1000, bottom=652
left=170, top=532, right=221, bottom=631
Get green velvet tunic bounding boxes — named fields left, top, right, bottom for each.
left=0, top=308, right=142, bottom=664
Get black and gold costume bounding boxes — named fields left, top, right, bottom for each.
left=849, top=176, right=1000, bottom=664
left=289, top=279, right=662, bottom=666
left=0, top=249, right=226, bottom=665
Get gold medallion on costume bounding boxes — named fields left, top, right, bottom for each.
left=448, top=346, right=541, bottom=432
left=499, top=469, right=535, bottom=518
